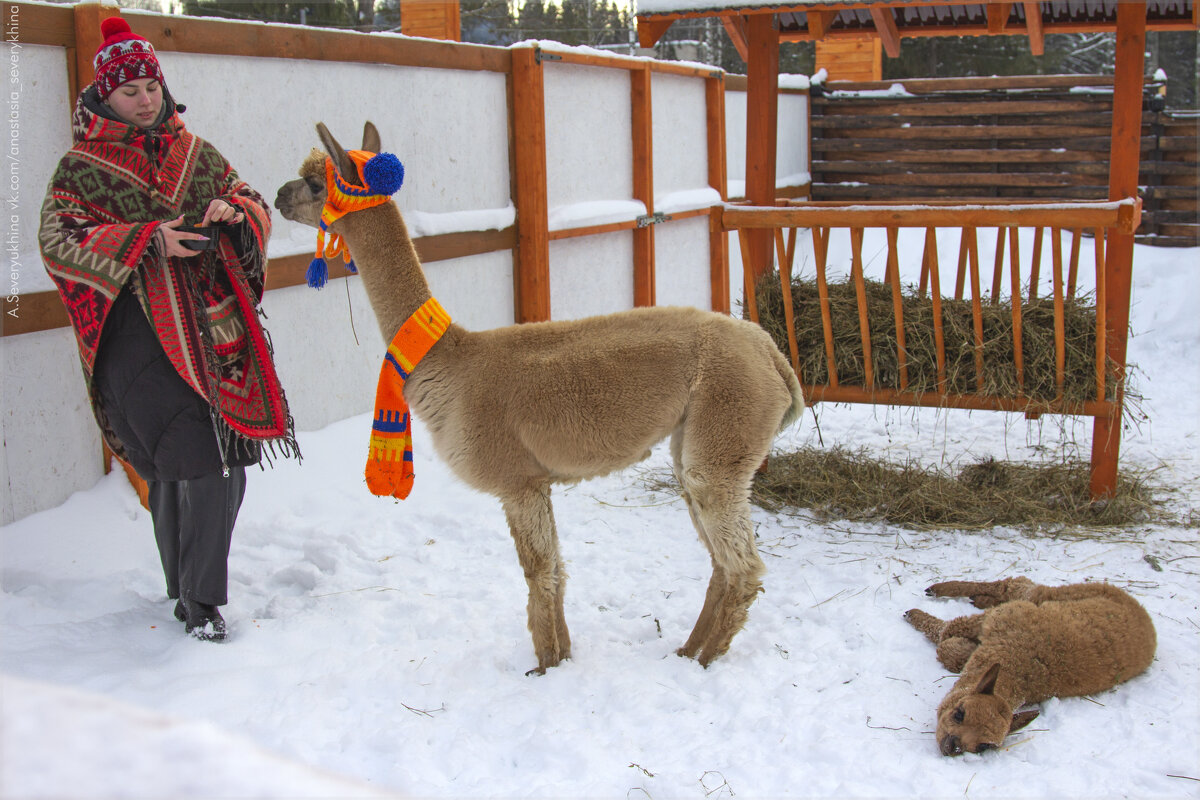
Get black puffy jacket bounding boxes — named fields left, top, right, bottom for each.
left=93, top=286, right=259, bottom=482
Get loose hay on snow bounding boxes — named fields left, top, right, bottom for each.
left=751, top=273, right=1122, bottom=406
left=751, top=447, right=1162, bottom=532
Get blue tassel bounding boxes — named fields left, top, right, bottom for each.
left=306, top=257, right=329, bottom=289
left=346, top=259, right=358, bottom=274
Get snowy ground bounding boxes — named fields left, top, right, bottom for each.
left=2, top=235, right=1198, bottom=799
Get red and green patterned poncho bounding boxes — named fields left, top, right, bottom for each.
left=38, top=90, right=298, bottom=465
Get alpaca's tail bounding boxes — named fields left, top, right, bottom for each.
left=770, top=346, right=806, bottom=433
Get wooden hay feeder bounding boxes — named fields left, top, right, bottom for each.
left=637, top=0, right=1199, bottom=500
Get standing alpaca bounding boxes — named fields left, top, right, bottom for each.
left=274, top=122, right=804, bottom=673
left=905, top=577, right=1156, bottom=755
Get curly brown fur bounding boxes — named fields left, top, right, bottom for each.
left=905, top=578, right=1156, bottom=756
left=275, top=123, right=805, bottom=674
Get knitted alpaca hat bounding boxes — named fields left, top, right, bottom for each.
left=307, top=150, right=405, bottom=289
left=93, top=17, right=164, bottom=101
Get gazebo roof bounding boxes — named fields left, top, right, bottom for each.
left=637, top=1, right=1198, bottom=53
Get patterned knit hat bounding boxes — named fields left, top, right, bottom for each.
left=93, top=17, right=164, bottom=101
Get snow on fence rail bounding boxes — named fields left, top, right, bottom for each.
left=0, top=2, right=808, bottom=524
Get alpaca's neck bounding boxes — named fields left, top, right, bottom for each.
left=336, top=201, right=432, bottom=341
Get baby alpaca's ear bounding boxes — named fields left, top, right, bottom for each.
left=975, top=663, right=1002, bottom=695
left=1009, top=709, right=1040, bottom=732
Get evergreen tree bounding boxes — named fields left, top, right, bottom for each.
left=180, top=0, right=358, bottom=28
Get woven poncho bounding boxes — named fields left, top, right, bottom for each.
left=38, top=88, right=298, bottom=464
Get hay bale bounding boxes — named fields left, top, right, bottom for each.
left=751, top=273, right=1118, bottom=406
left=750, top=447, right=1161, bottom=531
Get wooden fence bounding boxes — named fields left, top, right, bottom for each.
left=809, top=75, right=1199, bottom=247
left=5, top=3, right=737, bottom=336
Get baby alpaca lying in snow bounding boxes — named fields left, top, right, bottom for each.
left=905, top=577, right=1156, bottom=756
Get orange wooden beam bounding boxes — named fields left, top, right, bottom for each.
left=743, top=13, right=779, bottom=284
left=807, top=9, right=833, bottom=40
left=1023, top=1, right=1044, bottom=55
left=72, top=3, right=119, bottom=92
left=706, top=75, right=731, bottom=314
left=987, top=2, right=1011, bottom=34
left=869, top=7, right=901, bottom=57
left=1089, top=1, right=1146, bottom=499
left=631, top=65, right=656, bottom=308
left=721, top=15, right=749, bottom=63
left=511, top=47, right=551, bottom=323
left=637, top=17, right=673, bottom=48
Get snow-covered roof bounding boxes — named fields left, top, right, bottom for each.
left=633, top=0, right=1195, bottom=45
left=636, top=0, right=1198, bottom=33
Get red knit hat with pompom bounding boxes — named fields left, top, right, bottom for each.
left=92, top=16, right=164, bottom=101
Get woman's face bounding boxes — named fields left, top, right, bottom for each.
left=106, top=78, right=163, bottom=128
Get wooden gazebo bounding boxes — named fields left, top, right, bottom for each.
left=637, top=0, right=1199, bottom=499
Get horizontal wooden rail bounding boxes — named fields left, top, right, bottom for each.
left=2, top=227, right=515, bottom=338
left=547, top=207, right=714, bottom=241
left=721, top=199, right=1142, bottom=235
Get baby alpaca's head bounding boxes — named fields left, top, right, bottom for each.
left=936, top=664, right=1040, bottom=756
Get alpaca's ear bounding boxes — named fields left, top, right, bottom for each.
left=975, top=663, right=1002, bottom=695
left=316, top=122, right=360, bottom=187
left=1009, top=709, right=1040, bottom=732
left=362, top=121, right=381, bottom=154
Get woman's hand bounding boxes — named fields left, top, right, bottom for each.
left=159, top=215, right=207, bottom=258
left=201, top=198, right=245, bottom=226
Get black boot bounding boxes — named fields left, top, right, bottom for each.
left=179, top=599, right=226, bottom=641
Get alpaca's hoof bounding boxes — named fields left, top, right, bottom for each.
left=676, top=644, right=699, bottom=660
left=904, top=608, right=937, bottom=628
left=525, top=653, right=569, bottom=676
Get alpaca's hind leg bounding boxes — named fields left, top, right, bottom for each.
left=926, top=577, right=1036, bottom=608
left=676, top=560, right=727, bottom=660
left=502, top=485, right=571, bottom=674
left=679, top=472, right=764, bottom=667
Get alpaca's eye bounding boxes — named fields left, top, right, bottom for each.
left=953, top=707, right=965, bottom=723
left=306, top=177, right=324, bottom=194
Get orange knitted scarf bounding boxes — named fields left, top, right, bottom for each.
left=365, top=296, right=452, bottom=499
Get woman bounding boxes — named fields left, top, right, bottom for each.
left=39, top=15, right=298, bottom=641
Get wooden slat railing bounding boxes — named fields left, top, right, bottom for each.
left=723, top=199, right=1141, bottom=421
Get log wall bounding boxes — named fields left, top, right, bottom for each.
left=810, top=75, right=1199, bottom=247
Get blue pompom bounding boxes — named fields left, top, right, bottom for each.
left=306, top=257, right=329, bottom=289
left=346, top=259, right=358, bottom=274
left=362, top=153, right=404, bottom=196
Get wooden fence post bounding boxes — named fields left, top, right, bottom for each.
left=743, top=13, right=779, bottom=285
left=1089, top=2, right=1146, bottom=499
left=72, top=3, right=119, bottom=95
left=631, top=64, right=655, bottom=308
left=706, top=74, right=730, bottom=314
left=511, top=46, right=551, bottom=323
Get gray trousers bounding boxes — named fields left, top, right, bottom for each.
left=147, top=468, right=247, bottom=606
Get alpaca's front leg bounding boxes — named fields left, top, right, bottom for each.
left=904, top=608, right=946, bottom=643
left=503, top=486, right=571, bottom=675
left=926, top=577, right=1035, bottom=608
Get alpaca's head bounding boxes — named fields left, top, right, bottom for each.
left=274, top=121, right=383, bottom=228
left=936, top=663, right=1039, bottom=756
